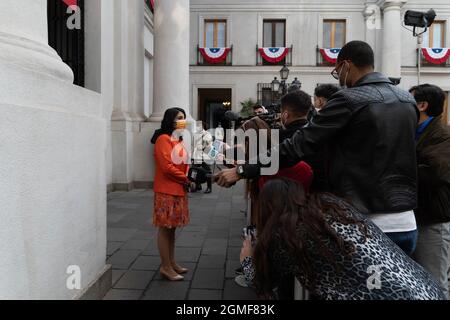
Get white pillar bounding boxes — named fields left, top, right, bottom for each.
left=150, top=0, right=190, bottom=121
left=0, top=0, right=73, bottom=82
left=0, top=0, right=107, bottom=299
left=381, top=0, right=407, bottom=78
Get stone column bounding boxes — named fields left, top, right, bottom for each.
left=0, top=0, right=108, bottom=299
left=0, top=0, right=73, bottom=82
left=381, top=0, right=407, bottom=78
left=150, top=0, right=190, bottom=121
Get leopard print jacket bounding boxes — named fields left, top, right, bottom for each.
left=242, top=195, right=445, bottom=300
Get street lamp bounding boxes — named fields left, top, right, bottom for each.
left=280, top=64, right=290, bottom=81
left=291, top=77, right=301, bottom=87
left=271, top=77, right=281, bottom=93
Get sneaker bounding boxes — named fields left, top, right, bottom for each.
left=235, top=266, right=243, bottom=275
left=234, top=275, right=248, bottom=288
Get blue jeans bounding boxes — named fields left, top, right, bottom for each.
left=386, top=229, right=418, bottom=256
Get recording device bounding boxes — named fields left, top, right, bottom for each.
left=404, top=9, right=436, bottom=36
left=188, top=167, right=214, bottom=184
left=224, top=109, right=281, bottom=129
left=242, top=225, right=257, bottom=243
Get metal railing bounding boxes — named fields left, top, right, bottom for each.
left=417, top=48, right=450, bottom=68
left=256, top=45, right=293, bottom=66
left=197, top=45, right=233, bottom=66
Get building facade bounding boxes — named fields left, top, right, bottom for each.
left=190, top=0, right=450, bottom=128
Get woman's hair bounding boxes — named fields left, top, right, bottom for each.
left=241, top=117, right=271, bottom=225
left=151, top=107, right=186, bottom=144
left=161, top=107, right=186, bottom=134
left=253, top=178, right=368, bottom=297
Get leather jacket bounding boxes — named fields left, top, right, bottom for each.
left=277, top=72, right=419, bottom=214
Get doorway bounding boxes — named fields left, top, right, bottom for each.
left=198, top=88, right=232, bottom=129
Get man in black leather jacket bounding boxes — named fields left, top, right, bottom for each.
left=217, top=41, right=420, bottom=253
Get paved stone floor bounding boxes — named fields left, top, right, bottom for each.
left=103, top=181, right=258, bottom=300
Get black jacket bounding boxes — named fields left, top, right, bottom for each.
left=244, top=72, right=419, bottom=214
left=415, top=116, right=450, bottom=225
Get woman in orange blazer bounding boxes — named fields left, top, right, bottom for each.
left=151, top=107, right=191, bottom=281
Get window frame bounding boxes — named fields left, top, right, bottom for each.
left=204, top=19, right=227, bottom=48
left=424, top=20, right=446, bottom=48
left=323, top=19, right=347, bottom=49
left=263, top=19, right=286, bottom=48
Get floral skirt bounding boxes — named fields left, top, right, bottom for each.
left=153, top=192, right=189, bottom=228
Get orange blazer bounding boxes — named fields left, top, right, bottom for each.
left=153, top=134, right=189, bottom=196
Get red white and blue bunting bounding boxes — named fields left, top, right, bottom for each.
left=199, top=47, right=231, bottom=64
left=259, top=47, right=290, bottom=63
left=421, top=48, right=450, bottom=65
left=320, top=48, right=341, bottom=64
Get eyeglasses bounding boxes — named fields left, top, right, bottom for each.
left=331, top=61, right=347, bottom=80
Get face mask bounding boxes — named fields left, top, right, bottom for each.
left=175, top=119, right=187, bottom=130
left=339, top=61, right=350, bottom=89
left=280, top=112, right=288, bottom=129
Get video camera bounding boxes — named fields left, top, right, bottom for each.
left=224, top=105, right=281, bottom=129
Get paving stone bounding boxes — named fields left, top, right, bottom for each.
left=197, top=255, right=226, bottom=269
left=131, top=230, right=156, bottom=240
left=222, top=279, right=258, bottom=300
left=202, top=239, right=228, bottom=256
left=107, top=227, right=138, bottom=242
left=176, top=232, right=205, bottom=247
left=142, top=281, right=190, bottom=300
left=103, top=289, right=143, bottom=300
left=130, top=256, right=161, bottom=271
left=107, top=213, right=127, bottom=224
left=191, top=269, right=224, bottom=290
left=188, top=289, right=222, bottom=300
left=107, top=241, right=124, bottom=256
left=225, top=260, right=241, bottom=279
left=121, top=239, right=151, bottom=251
left=142, top=240, right=159, bottom=256
left=175, top=247, right=201, bottom=262
left=107, top=249, right=141, bottom=270
left=227, top=246, right=242, bottom=261
left=114, top=270, right=155, bottom=290
left=112, top=270, right=126, bottom=286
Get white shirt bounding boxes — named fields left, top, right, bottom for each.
left=368, top=210, right=417, bottom=233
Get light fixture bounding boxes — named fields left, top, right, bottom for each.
left=271, top=77, right=281, bottom=93
left=280, top=64, right=290, bottom=81
left=291, top=77, right=301, bottom=88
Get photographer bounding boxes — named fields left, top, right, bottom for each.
left=217, top=41, right=420, bottom=255
left=239, top=178, right=444, bottom=300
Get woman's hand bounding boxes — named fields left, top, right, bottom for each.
left=240, top=235, right=254, bottom=263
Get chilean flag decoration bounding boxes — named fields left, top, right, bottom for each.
left=259, top=47, right=290, bottom=63
left=320, top=48, right=341, bottom=64
left=422, top=48, right=450, bottom=65
left=199, top=47, right=231, bottom=64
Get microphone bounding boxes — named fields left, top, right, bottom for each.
left=188, top=167, right=214, bottom=184
left=224, top=111, right=241, bottom=122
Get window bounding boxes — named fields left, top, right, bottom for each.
left=323, top=20, right=346, bottom=48
left=204, top=20, right=227, bottom=47
left=263, top=20, right=286, bottom=47
left=423, top=21, right=446, bottom=48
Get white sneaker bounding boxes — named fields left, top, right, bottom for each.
left=234, top=275, right=248, bottom=288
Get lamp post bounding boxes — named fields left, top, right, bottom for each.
left=271, top=64, right=301, bottom=99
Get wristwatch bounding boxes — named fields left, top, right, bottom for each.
left=236, top=165, right=245, bottom=178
